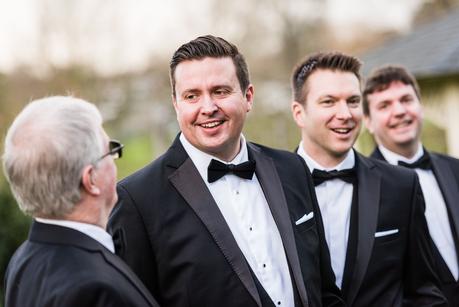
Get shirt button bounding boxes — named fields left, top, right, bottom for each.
left=235, top=190, right=239, bottom=195
left=263, top=264, right=266, bottom=268
left=249, top=227, right=253, bottom=231
left=277, top=301, right=281, bottom=305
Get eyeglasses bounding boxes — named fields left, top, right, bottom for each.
left=96, top=139, right=124, bottom=162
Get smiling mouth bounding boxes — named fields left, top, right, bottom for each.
left=199, top=120, right=224, bottom=128
left=331, top=127, right=353, bottom=134
left=390, top=119, right=413, bottom=129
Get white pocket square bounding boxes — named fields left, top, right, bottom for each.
left=375, top=229, right=399, bottom=238
left=295, top=212, right=314, bottom=225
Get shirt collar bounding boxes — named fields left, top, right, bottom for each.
left=378, top=143, right=424, bottom=165
left=179, top=133, right=248, bottom=182
left=297, top=141, right=355, bottom=172
left=35, top=217, right=115, bottom=253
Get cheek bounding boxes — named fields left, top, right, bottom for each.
left=352, top=109, right=363, bottom=122
left=374, top=113, right=390, bottom=128
left=176, top=107, right=195, bottom=125
left=410, top=106, right=423, bottom=120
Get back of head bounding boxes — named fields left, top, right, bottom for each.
left=2, top=96, right=104, bottom=218
left=169, top=35, right=250, bottom=97
left=363, top=65, right=421, bottom=115
left=292, top=52, right=362, bottom=104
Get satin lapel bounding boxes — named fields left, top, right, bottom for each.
left=431, top=154, right=459, bottom=243
left=168, top=157, right=261, bottom=307
left=347, top=154, right=381, bottom=306
left=370, top=147, right=385, bottom=161
left=248, top=143, right=309, bottom=307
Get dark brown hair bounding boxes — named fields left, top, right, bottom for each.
left=362, top=65, right=421, bottom=115
left=169, top=35, right=250, bottom=97
left=292, top=52, right=362, bottom=104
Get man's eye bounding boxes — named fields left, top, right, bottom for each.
left=348, top=98, right=361, bottom=106
left=184, top=94, right=197, bottom=100
left=215, top=89, right=229, bottom=96
left=401, top=97, right=413, bottom=104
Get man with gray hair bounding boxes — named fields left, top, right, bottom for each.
left=3, top=96, right=159, bottom=307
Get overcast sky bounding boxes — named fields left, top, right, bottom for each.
left=0, top=0, right=424, bottom=75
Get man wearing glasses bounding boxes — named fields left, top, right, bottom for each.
left=3, top=96, right=159, bottom=307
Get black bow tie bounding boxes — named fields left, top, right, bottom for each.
left=207, top=159, right=256, bottom=183
left=398, top=153, right=431, bottom=170
left=312, top=168, right=357, bottom=186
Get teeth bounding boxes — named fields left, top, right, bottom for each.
left=392, top=120, right=411, bottom=128
left=201, top=121, right=222, bottom=128
left=333, top=128, right=351, bottom=133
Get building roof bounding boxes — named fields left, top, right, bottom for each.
left=361, top=6, right=459, bottom=78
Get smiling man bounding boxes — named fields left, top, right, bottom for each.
left=108, top=35, right=344, bottom=307
left=291, top=52, right=446, bottom=306
left=364, top=65, right=459, bottom=305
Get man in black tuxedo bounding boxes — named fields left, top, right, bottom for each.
left=363, top=65, right=459, bottom=305
left=3, top=96, right=159, bottom=307
left=290, top=52, right=446, bottom=306
left=108, top=35, right=344, bottom=307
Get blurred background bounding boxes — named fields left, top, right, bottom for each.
left=1, top=0, right=458, bottom=304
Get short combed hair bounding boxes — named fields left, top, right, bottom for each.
left=169, top=35, right=250, bottom=97
left=292, top=52, right=362, bottom=104
left=2, top=96, right=105, bottom=218
left=363, top=65, right=421, bottom=115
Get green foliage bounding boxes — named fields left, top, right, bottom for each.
left=421, top=119, right=448, bottom=153
left=115, top=135, right=155, bottom=180
left=0, top=183, right=31, bottom=306
left=356, top=128, right=376, bottom=156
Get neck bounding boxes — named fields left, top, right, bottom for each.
left=301, top=141, right=350, bottom=168
left=380, top=141, right=420, bottom=159
left=64, top=200, right=107, bottom=229
left=210, top=137, right=243, bottom=162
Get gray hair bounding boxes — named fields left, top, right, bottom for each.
left=2, top=96, right=105, bottom=218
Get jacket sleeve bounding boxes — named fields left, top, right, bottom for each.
left=108, top=184, right=160, bottom=302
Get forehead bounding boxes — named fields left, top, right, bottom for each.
left=174, top=57, right=238, bottom=91
left=306, top=69, right=360, bottom=98
left=367, top=81, right=417, bottom=103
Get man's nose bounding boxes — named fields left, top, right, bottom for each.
left=392, top=101, right=406, bottom=116
left=201, top=95, right=218, bottom=114
left=336, top=101, right=352, bottom=119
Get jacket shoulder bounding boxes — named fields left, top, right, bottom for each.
left=430, top=151, right=459, bottom=165
left=361, top=153, right=418, bottom=181
left=249, top=142, right=303, bottom=164
left=118, top=149, right=172, bottom=189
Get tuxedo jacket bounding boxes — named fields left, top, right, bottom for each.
left=108, top=135, right=344, bottom=307
left=4, top=221, right=159, bottom=307
left=371, top=147, right=459, bottom=306
left=323, top=152, right=446, bottom=307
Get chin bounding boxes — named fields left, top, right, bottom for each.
left=330, top=147, right=352, bottom=159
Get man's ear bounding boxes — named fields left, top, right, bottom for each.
left=81, top=165, right=100, bottom=196
left=363, top=115, right=374, bottom=135
left=245, top=84, right=254, bottom=112
left=291, top=101, right=306, bottom=128
left=172, top=94, right=179, bottom=112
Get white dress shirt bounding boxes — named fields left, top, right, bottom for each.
left=297, top=142, right=355, bottom=289
left=180, top=133, right=294, bottom=307
left=378, top=144, right=458, bottom=280
left=35, top=217, right=115, bottom=253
